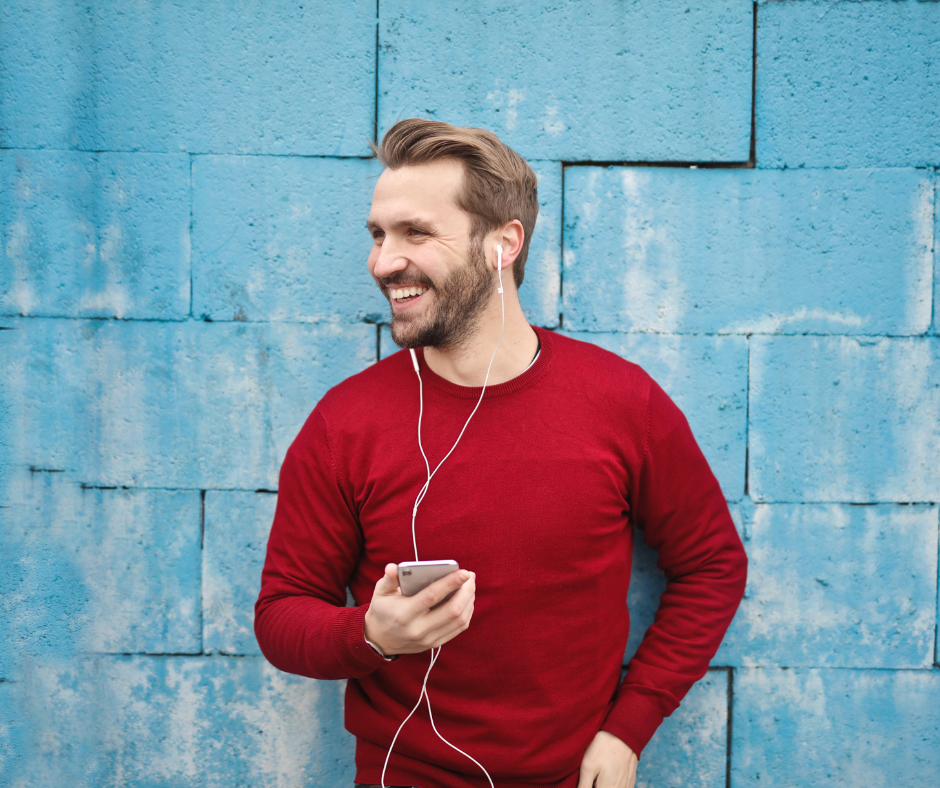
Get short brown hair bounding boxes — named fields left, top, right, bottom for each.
left=372, top=118, right=539, bottom=288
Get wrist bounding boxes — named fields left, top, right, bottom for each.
left=363, top=610, right=397, bottom=661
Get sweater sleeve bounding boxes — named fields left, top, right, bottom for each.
left=254, top=407, right=390, bottom=680
left=601, top=378, right=748, bottom=757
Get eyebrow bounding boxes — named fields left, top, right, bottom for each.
left=366, top=217, right=435, bottom=232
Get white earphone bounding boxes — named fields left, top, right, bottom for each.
left=384, top=245, right=505, bottom=788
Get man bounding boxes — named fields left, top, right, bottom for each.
left=255, top=119, right=748, bottom=788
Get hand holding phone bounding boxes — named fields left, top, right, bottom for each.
left=363, top=561, right=476, bottom=656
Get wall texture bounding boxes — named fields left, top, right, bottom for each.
left=1, top=1, right=938, bottom=786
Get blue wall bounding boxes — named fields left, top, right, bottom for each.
left=1, top=1, right=938, bottom=785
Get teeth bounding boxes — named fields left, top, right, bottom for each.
left=391, top=286, right=428, bottom=300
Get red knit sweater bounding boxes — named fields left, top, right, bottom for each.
left=255, top=327, right=747, bottom=788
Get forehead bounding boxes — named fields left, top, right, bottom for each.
left=368, top=159, right=469, bottom=227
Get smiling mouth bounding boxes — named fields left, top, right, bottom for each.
left=388, top=285, right=429, bottom=303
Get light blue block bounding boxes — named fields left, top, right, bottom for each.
left=0, top=656, right=354, bottom=786
left=715, top=504, right=938, bottom=669
left=379, top=0, right=752, bottom=161
left=757, top=1, right=940, bottom=168
left=0, top=319, right=375, bottom=489
left=0, top=470, right=200, bottom=673
left=0, top=1, right=375, bottom=155
left=565, top=332, right=747, bottom=501
left=732, top=668, right=940, bottom=788
left=520, top=161, right=561, bottom=328
left=203, top=491, right=277, bottom=656
left=192, top=156, right=385, bottom=323
left=563, top=167, right=934, bottom=334
left=636, top=670, right=727, bottom=788
left=749, top=337, right=940, bottom=503
left=1, top=150, right=190, bottom=319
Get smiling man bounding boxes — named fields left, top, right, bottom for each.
left=255, top=119, right=748, bottom=788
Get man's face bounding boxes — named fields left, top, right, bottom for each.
left=367, top=160, right=494, bottom=350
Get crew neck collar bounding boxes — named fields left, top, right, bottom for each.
left=414, top=326, right=554, bottom=399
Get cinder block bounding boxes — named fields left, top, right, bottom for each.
left=749, top=336, right=940, bottom=502
left=1, top=150, right=190, bottom=319
left=757, top=2, right=940, bottom=168
left=520, top=161, right=561, bottom=328
left=0, top=655, right=354, bottom=786
left=379, top=0, right=751, bottom=161
left=714, top=504, right=938, bottom=669
left=0, top=1, right=375, bottom=155
left=636, top=670, right=727, bottom=788
left=203, top=491, right=277, bottom=656
left=192, top=156, right=385, bottom=323
left=563, top=167, right=933, bottom=334
left=732, top=668, right=940, bottom=788
left=0, top=3, right=95, bottom=151
left=0, top=319, right=376, bottom=489
left=0, top=470, right=200, bottom=673
left=566, top=332, right=747, bottom=500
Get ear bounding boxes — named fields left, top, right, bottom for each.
left=493, top=220, right=525, bottom=271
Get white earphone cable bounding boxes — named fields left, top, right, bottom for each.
left=381, top=246, right=506, bottom=788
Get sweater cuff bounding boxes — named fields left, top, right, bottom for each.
left=601, top=690, right=666, bottom=759
left=331, top=604, right=394, bottom=676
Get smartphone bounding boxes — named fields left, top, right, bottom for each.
left=398, top=560, right=460, bottom=600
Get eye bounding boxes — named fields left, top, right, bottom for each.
left=371, top=230, right=385, bottom=242
left=407, top=228, right=428, bottom=238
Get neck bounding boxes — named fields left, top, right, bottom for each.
left=422, top=290, right=539, bottom=387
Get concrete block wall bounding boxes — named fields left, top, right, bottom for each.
left=1, top=1, right=937, bottom=786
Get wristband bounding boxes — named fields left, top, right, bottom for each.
left=364, top=636, right=400, bottom=662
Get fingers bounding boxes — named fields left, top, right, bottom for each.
left=420, top=577, right=475, bottom=646
left=576, top=762, right=598, bottom=788
left=423, top=597, right=475, bottom=648
left=374, top=563, right=401, bottom=595
left=416, top=569, right=472, bottom=611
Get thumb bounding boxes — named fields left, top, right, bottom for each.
left=375, top=563, right=400, bottom=595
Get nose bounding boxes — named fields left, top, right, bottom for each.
left=369, top=234, right=409, bottom=280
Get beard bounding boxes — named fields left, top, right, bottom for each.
left=383, top=235, right=494, bottom=351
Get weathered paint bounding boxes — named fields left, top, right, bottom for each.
left=380, top=0, right=752, bottom=161
left=1, top=470, right=201, bottom=673
left=202, top=491, right=277, bottom=656
left=757, top=1, right=940, bottom=168
left=749, top=336, right=940, bottom=503
left=1, top=150, right=191, bottom=319
left=0, top=656, right=355, bottom=786
left=732, top=668, right=940, bottom=787
left=715, top=503, right=939, bottom=669
left=563, top=167, right=933, bottom=334
left=0, top=1, right=376, bottom=155
left=0, top=319, right=375, bottom=489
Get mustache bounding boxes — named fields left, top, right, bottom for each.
left=380, top=274, right=433, bottom=289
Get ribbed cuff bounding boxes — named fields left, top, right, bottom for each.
left=600, top=690, right=666, bottom=760
left=332, top=604, right=394, bottom=676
